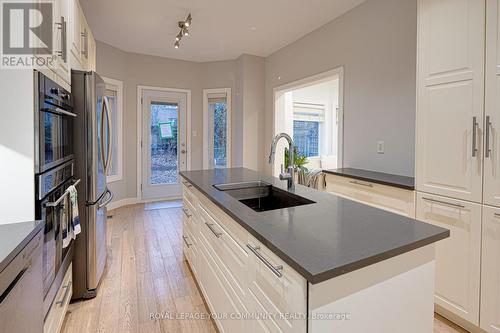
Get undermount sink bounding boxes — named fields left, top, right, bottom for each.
left=213, top=181, right=315, bottom=212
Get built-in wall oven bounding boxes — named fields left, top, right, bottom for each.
left=34, top=71, right=76, bottom=318
left=35, top=72, right=75, bottom=174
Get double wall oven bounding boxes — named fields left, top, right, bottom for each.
left=34, top=72, right=77, bottom=317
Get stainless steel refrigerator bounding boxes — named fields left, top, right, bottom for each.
left=71, top=70, right=113, bottom=299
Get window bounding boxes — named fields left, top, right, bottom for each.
left=292, top=102, right=325, bottom=158
left=203, top=88, right=231, bottom=169
left=103, top=77, right=123, bottom=183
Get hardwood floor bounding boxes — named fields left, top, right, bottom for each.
left=61, top=203, right=468, bottom=333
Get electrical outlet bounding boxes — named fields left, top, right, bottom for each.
left=377, top=141, right=385, bottom=154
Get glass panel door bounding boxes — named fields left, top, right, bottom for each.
left=205, top=90, right=230, bottom=169
left=141, top=90, right=187, bottom=200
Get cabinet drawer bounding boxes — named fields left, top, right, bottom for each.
left=44, top=263, right=73, bottom=333
left=182, top=201, right=197, bottom=237
left=325, top=174, right=416, bottom=217
left=198, top=203, right=249, bottom=309
left=480, top=205, right=500, bottom=333
left=247, top=236, right=307, bottom=333
left=182, top=179, right=198, bottom=209
left=416, top=193, right=481, bottom=325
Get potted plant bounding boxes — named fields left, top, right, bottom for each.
left=284, top=147, right=309, bottom=185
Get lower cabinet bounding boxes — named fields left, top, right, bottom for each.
left=416, top=193, right=481, bottom=325
left=44, top=263, right=73, bottom=333
left=325, top=174, right=416, bottom=218
left=480, top=205, right=500, bottom=333
left=182, top=181, right=307, bottom=333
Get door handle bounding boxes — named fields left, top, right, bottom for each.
left=485, top=116, right=492, bottom=158
left=205, top=223, right=222, bottom=238
left=99, top=189, right=114, bottom=208
left=422, top=196, right=465, bottom=209
left=246, top=244, right=283, bottom=278
left=103, top=96, right=113, bottom=175
left=182, top=235, right=192, bottom=247
left=472, top=116, right=479, bottom=157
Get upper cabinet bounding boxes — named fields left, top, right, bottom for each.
left=484, top=0, right=500, bottom=207
left=416, top=0, right=485, bottom=203
left=50, top=0, right=71, bottom=85
left=69, top=0, right=96, bottom=72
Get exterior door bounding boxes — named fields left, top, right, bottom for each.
left=484, top=0, right=500, bottom=207
left=480, top=205, right=500, bottom=332
left=416, top=192, right=481, bottom=325
left=141, top=90, right=187, bottom=200
left=416, top=0, right=485, bottom=203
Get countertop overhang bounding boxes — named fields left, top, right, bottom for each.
left=180, top=168, right=448, bottom=284
left=323, top=167, right=415, bottom=190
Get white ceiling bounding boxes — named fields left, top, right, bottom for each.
left=80, top=0, right=366, bottom=62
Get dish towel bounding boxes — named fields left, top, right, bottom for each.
left=61, top=196, right=71, bottom=248
left=62, top=185, right=81, bottom=248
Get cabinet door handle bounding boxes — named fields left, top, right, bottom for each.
left=182, top=235, right=192, bottom=247
left=205, top=223, right=222, bottom=238
left=349, top=180, right=373, bottom=188
left=56, top=281, right=72, bottom=307
left=485, top=116, right=492, bottom=158
left=247, top=244, right=283, bottom=278
left=472, top=116, right=479, bottom=157
left=422, top=197, right=465, bottom=209
left=182, top=208, right=192, bottom=218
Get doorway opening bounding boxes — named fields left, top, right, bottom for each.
left=273, top=68, right=343, bottom=177
left=138, top=87, right=191, bottom=201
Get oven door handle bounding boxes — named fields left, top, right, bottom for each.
left=42, top=106, right=76, bottom=117
left=98, top=189, right=114, bottom=208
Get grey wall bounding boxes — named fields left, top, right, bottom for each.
left=96, top=41, right=239, bottom=202
left=264, top=0, right=417, bottom=176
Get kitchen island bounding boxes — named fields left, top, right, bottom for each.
left=179, top=168, right=449, bottom=333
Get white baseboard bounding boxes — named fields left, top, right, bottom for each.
left=106, top=196, right=183, bottom=211
left=107, top=197, right=139, bottom=211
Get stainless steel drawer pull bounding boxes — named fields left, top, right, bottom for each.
left=485, top=116, right=492, bottom=158
left=182, top=180, right=192, bottom=188
left=246, top=244, right=283, bottom=278
left=472, top=116, right=479, bottom=157
left=56, top=281, right=72, bottom=306
left=494, top=213, right=500, bottom=218
left=182, top=208, right=192, bottom=218
left=422, top=197, right=465, bottom=209
left=205, top=223, right=222, bottom=238
left=182, top=235, right=192, bottom=247
left=349, top=180, right=373, bottom=187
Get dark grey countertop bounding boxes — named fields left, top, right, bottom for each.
left=179, top=168, right=448, bottom=284
left=0, top=220, right=44, bottom=273
left=323, top=167, right=415, bottom=190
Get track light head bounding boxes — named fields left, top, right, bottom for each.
left=174, top=40, right=180, bottom=49
left=183, top=28, right=189, bottom=36
left=185, top=14, right=192, bottom=27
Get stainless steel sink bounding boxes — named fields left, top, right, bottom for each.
left=213, top=181, right=315, bottom=212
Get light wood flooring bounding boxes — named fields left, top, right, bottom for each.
left=61, top=203, right=469, bottom=333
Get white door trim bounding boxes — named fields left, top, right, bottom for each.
left=203, top=88, right=232, bottom=169
left=136, top=85, right=191, bottom=201
left=271, top=66, right=344, bottom=175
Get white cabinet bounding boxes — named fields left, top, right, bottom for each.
left=416, top=193, right=481, bottom=325
left=247, top=236, right=307, bottom=333
left=68, top=0, right=96, bottom=72
left=324, top=174, right=416, bottom=218
left=480, top=205, right=500, bottom=332
left=49, top=0, right=71, bottom=85
left=44, top=263, right=72, bottom=333
left=416, top=0, right=485, bottom=203
left=181, top=180, right=307, bottom=333
left=484, top=0, right=500, bottom=207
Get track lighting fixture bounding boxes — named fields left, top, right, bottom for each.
left=173, top=13, right=192, bottom=49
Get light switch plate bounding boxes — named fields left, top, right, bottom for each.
left=377, top=141, right=385, bottom=154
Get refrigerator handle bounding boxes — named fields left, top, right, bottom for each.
left=103, top=96, right=113, bottom=175
left=99, top=98, right=106, bottom=174
left=99, top=189, right=114, bottom=208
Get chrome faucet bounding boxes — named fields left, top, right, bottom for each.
left=269, top=133, right=295, bottom=190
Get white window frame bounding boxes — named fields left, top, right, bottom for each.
left=203, top=88, right=232, bottom=169
left=103, top=77, right=123, bottom=183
